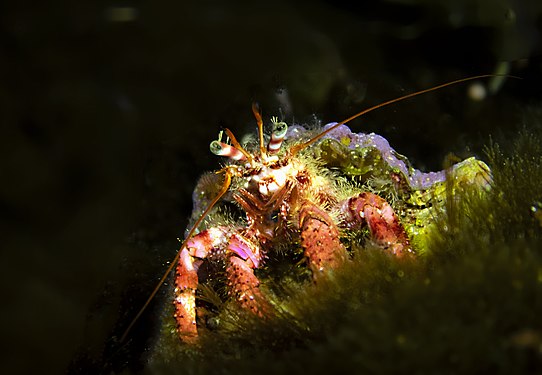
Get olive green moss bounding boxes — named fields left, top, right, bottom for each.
left=147, top=121, right=542, bottom=374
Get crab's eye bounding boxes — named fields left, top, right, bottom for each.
left=210, top=140, right=224, bottom=155
left=272, top=122, right=288, bottom=138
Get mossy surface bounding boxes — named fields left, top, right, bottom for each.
left=144, top=120, right=542, bottom=374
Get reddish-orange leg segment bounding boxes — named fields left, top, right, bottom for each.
left=340, top=192, right=413, bottom=257
left=300, top=202, right=349, bottom=278
left=174, top=226, right=268, bottom=342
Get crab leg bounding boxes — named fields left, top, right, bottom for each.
left=174, top=228, right=228, bottom=342
left=299, top=202, right=348, bottom=279
left=226, top=257, right=265, bottom=315
left=340, top=192, right=414, bottom=257
left=174, top=247, right=201, bottom=341
left=174, top=227, right=267, bottom=342
left=226, top=233, right=269, bottom=314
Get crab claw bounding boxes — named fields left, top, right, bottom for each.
left=340, top=192, right=414, bottom=257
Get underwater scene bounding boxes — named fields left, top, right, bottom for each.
left=2, top=1, right=541, bottom=374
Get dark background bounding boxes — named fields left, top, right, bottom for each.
left=1, top=1, right=541, bottom=373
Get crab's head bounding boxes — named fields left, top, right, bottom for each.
left=209, top=115, right=292, bottom=198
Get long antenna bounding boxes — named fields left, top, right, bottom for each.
left=290, top=74, right=517, bottom=156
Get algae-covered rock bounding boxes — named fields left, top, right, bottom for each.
left=311, top=124, right=491, bottom=255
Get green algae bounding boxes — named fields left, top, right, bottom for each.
left=148, top=119, right=542, bottom=374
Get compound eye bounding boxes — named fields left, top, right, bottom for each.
left=272, top=122, right=288, bottom=138
left=210, top=140, right=223, bottom=155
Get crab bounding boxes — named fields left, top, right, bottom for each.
left=174, top=104, right=419, bottom=343
left=120, top=75, right=496, bottom=345
left=173, top=78, right=498, bottom=342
